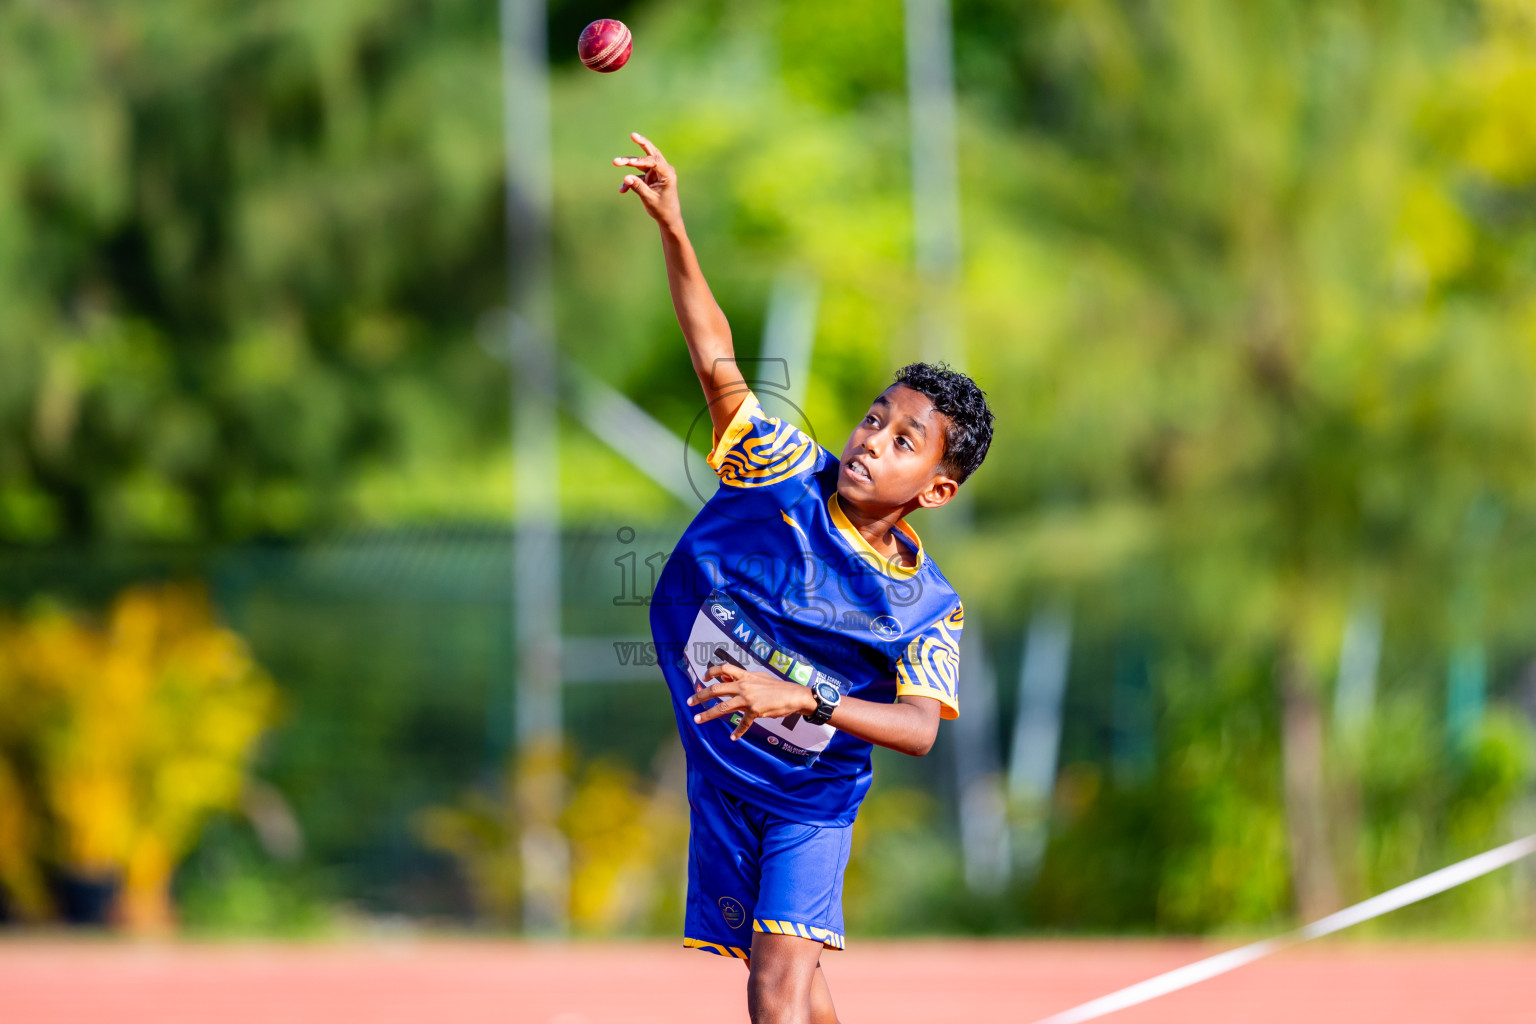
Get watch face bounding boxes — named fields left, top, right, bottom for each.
left=815, top=681, right=840, bottom=705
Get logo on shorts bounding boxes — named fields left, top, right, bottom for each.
left=719, top=897, right=746, bottom=930
left=870, top=615, right=902, bottom=640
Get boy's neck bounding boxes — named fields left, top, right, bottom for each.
left=836, top=494, right=920, bottom=568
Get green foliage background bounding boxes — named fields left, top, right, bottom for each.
left=2, top=0, right=1536, bottom=934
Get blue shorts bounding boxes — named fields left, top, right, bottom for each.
left=683, top=768, right=852, bottom=960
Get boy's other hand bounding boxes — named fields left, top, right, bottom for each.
left=690, top=664, right=818, bottom=741
left=614, top=132, right=682, bottom=229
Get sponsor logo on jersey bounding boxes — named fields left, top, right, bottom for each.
left=718, top=897, right=746, bottom=930
left=711, top=603, right=735, bottom=624
left=766, top=735, right=780, bottom=746
left=751, top=637, right=774, bottom=662
left=769, top=650, right=794, bottom=675
left=789, top=661, right=814, bottom=685
left=870, top=615, right=903, bottom=640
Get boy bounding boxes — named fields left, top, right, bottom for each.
left=615, top=132, right=993, bottom=1024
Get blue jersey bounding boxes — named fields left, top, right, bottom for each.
left=651, top=391, right=964, bottom=827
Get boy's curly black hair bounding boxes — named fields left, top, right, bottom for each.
left=891, top=362, right=994, bottom=484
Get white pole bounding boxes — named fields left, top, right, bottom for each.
left=1008, top=605, right=1072, bottom=877
left=955, top=623, right=1010, bottom=893
left=904, top=0, right=963, bottom=367
left=905, top=0, right=1002, bottom=892
left=759, top=271, right=820, bottom=408
left=1333, top=601, right=1382, bottom=734
left=565, top=365, right=698, bottom=507
left=500, top=0, right=567, bottom=936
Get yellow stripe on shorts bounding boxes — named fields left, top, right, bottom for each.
left=683, top=937, right=749, bottom=959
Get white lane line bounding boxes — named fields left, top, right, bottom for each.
left=1032, top=833, right=1536, bottom=1024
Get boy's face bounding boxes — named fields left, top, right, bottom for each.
left=837, top=385, right=959, bottom=512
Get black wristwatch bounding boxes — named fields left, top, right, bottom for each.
left=806, top=679, right=841, bottom=725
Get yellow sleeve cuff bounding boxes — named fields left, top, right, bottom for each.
left=895, top=668, right=960, bottom=720
left=706, top=391, right=760, bottom=474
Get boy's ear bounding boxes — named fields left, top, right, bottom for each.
left=914, top=474, right=959, bottom=510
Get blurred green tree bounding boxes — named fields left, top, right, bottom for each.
left=954, top=0, right=1536, bottom=920
left=0, top=0, right=514, bottom=542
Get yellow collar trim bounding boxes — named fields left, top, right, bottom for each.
left=828, top=494, right=923, bottom=579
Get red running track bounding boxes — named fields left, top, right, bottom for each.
left=1, top=938, right=1531, bottom=1023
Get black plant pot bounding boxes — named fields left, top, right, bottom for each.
left=51, top=870, right=120, bottom=926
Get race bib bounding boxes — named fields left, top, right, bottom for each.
left=684, top=590, right=848, bottom=767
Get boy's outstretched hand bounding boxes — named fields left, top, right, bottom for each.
left=614, top=130, right=746, bottom=438
left=614, top=132, right=681, bottom=229
left=690, top=663, right=818, bottom=742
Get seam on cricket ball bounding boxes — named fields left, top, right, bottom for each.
left=584, top=25, right=630, bottom=70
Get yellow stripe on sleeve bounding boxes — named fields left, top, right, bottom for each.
left=896, top=633, right=961, bottom=720
left=706, top=392, right=761, bottom=472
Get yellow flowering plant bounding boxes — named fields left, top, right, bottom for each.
left=418, top=750, right=687, bottom=934
left=0, top=584, right=276, bottom=931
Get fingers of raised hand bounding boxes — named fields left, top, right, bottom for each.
left=631, top=132, right=662, bottom=158
left=620, top=174, right=657, bottom=198
left=613, top=155, right=657, bottom=170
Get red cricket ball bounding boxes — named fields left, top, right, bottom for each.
left=578, top=19, right=632, bottom=73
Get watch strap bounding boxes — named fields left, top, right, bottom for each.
left=806, top=684, right=839, bottom=726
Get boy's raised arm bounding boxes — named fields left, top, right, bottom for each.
left=615, top=132, right=748, bottom=438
